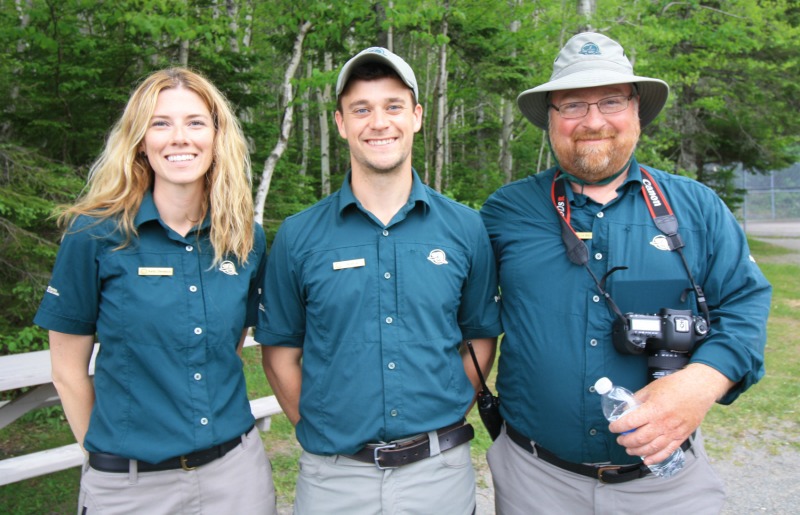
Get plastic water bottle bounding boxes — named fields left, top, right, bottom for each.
left=593, top=377, right=685, bottom=478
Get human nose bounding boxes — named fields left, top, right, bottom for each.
left=369, top=109, right=390, bottom=129
left=581, top=103, right=606, bottom=126
left=171, top=124, right=188, bottom=144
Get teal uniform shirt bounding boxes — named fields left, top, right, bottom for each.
left=480, top=159, right=771, bottom=465
left=34, top=192, right=266, bottom=463
left=256, top=170, right=502, bottom=456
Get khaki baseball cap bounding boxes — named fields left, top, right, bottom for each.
left=336, top=47, right=419, bottom=101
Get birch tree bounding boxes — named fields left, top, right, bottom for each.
left=254, top=20, right=313, bottom=224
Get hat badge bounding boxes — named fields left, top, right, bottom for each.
left=578, top=42, right=601, bottom=55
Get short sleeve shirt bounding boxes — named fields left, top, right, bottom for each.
left=34, top=192, right=267, bottom=463
left=256, top=170, right=502, bottom=455
left=480, top=159, right=771, bottom=465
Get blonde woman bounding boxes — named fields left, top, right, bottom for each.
left=34, top=68, right=276, bottom=514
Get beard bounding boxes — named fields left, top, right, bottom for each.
left=550, top=121, right=641, bottom=183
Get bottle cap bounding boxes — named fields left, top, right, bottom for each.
left=594, top=377, right=613, bottom=394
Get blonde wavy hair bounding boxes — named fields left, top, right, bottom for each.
left=59, top=67, right=254, bottom=265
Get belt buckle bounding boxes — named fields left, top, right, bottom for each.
left=597, top=465, right=620, bottom=483
left=180, top=455, right=197, bottom=471
left=373, top=443, right=398, bottom=470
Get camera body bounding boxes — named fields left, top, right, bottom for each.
left=612, top=308, right=708, bottom=381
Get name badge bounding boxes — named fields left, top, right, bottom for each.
left=576, top=232, right=592, bottom=240
left=138, top=267, right=174, bottom=276
left=332, top=258, right=366, bottom=270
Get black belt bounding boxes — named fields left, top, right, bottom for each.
left=89, top=426, right=252, bottom=473
left=506, top=424, right=691, bottom=484
left=346, top=421, right=474, bottom=469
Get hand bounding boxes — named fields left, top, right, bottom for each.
left=609, top=363, right=734, bottom=465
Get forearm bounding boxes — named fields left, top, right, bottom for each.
left=49, top=331, right=96, bottom=448
left=261, top=345, right=303, bottom=425
left=461, top=338, right=497, bottom=401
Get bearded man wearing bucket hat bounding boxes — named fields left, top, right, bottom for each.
left=480, top=32, right=771, bottom=514
left=257, top=47, right=501, bottom=514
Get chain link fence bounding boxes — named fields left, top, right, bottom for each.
left=737, top=163, right=800, bottom=221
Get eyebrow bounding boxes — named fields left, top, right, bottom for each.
left=346, top=96, right=409, bottom=110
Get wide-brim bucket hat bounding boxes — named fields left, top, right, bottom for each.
left=517, top=32, right=669, bottom=130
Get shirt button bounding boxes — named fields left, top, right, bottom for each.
left=390, top=409, right=398, bottom=417
left=384, top=272, right=391, bottom=279
left=189, top=285, right=198, bottom=292
left=385, top=316, right=393, bottom=324
left=194, top=327, right=203, bottom=335
left=185, top=245, right=193, bottom=252
left=597, top=212, right=605, bottom=218
left=594, top=252, right=603, bottom=260
left=590, top=339, right=598, bottom=347
left=200, top=417, right=209, bottom=425
left=589, top=385, right=596, bottom=393
left=589, top=428, right=597, bottom=436
left=382, top=230, right=389, bottom=237
left=388, top=362, right=396, bottom=370
left=592, top=295, right=600, bottom=303
left=194, top=373, right=202, bottom=380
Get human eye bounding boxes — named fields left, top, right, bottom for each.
left=559, top=102, right=586, bottom=116
left=387, top=104, right=405, bottom=113
left=150, top=119, right=169, bottom=128
left=599, top=96, right=625, bottom=110
left=351, top=107, right=370, bottom=116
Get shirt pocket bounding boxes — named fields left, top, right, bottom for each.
left=300, top=245, right=380, bottom=346
left=395, top=243, right=468, bottom=341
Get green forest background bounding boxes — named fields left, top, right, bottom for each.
left=1, top=0, right=799, bottom=358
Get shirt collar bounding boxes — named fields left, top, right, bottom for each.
left=134, top=190, right=211, bottom=232
left=134, top=191, right=160, bottom=227
left=337, top=168, right=431, bottom=218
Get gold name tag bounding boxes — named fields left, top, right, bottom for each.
left=576, top=232, right=592, bottom=240
left=138, top=267, right=174, bottom=276
left=332, top=258, right=366, bottom=270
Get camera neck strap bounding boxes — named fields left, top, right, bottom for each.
left=551, top=168, right=710, bottom=325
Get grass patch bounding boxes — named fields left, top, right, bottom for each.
left=1, top=238, right=797, bottom=512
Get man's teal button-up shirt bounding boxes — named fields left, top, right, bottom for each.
left=256, top=170, right=502, bottom=456
left=481, top=159, right=771, bottom=465
left=34, top=192, right=266, bottom=463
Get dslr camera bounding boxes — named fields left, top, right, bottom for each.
left=612, top=308, right=708, bottom=381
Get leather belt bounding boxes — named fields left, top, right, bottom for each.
left=89, top=426, right=252, bottom=473
left=506, top=424, right=691, bottom=484
left=345, top=421, right=474, bottom=469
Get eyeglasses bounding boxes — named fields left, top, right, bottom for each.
left=549, top=94, right=635, bottom=119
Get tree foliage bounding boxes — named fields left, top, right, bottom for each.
left=1, top=0, right=798, bottom=355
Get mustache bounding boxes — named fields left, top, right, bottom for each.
left=573, top=130, right=616, bottom=141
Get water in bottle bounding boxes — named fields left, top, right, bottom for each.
left=593, top=377, right=685, bottom=478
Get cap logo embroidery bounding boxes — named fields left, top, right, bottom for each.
left=219, top=260, right=238, bottom=275
left=649, top=235, right=671, bottom=251
left=366, top=47, right=386, bottom=56
left=579, top=42, right=601, bottom=55
left=427, top=249, right=448, bottom=265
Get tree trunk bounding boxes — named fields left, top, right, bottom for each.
left=254, top=20, right=313, bottom=224
left=317, top=52, right=333, bottom=196
left=500, top=15, right=520, bottom=184
left=299, top=61, right=311, bottom=177
left=577, top=0, right=596, bottom=32
left=433, top=6, right=449, bottom=192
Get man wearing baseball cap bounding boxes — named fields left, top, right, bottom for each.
left=481, top=33, right=770, bottom=513
left=257, top=47, right=501, bottom=514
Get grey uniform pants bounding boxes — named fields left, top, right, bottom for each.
left=487, top=425, right=725, bottom=515
left=77, top=426, right=276, bottom=515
